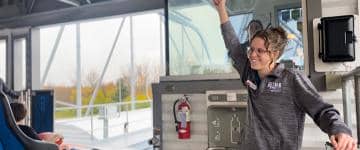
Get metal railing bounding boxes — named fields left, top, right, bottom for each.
left=342, top=67, right=360, bottom=144
left=55, top=100, right=153, bottom=140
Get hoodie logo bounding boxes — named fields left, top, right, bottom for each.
left=266, top=82, right=282, bottom=92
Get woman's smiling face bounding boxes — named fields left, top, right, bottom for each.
left=247, top=37, right=275, bottom=71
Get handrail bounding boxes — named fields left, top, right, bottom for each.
left=55, top=99, right=152, bottom=111
left=342, top=66, right=360, bottom=81
left=341, top=66, right=360, bottom=145
left=55, top=100, right=153, bottom=140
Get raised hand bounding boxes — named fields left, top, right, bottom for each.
left=213, top=0, right=226, bottom=12
left=213, top=0, right=229, bottom=24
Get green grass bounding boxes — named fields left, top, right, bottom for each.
left=55, top=110, right=76, bottom=119
left=135, top=102, right=151, bottom=109
left=55, top=100, right=152, bottom=119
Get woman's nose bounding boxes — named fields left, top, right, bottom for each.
left=248, top=49, right=258, bottom=58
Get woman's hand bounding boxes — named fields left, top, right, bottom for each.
left=212, top=0, right=229, bottom=24
left=39, top=132, right=64, bottom=144
left=330, top=133, right=357, bottom=150
left=213, top=0, right=226, bottom=12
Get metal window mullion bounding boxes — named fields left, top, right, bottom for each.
left=26, top=30, right=32, bottom=90
left=164, top=0, right=169, bottom=76
left=130, top=16, right=136, bottom=111
left=5, top=31, right=13, bottom=87
left=354, top=75, right=360, bottom=145
left=85, top=17, right=126, bottom=116
left=342, top=78, right=352, bottom=127
left=159, top=13, right=164, bottom=75
left=41, top=26, right=65, bottom=86
left=76, top=23, right=82, bottom=118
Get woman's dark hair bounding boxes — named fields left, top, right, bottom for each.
left=247, top=20, right=263, bottom=37
left=10, top=102, right=27, bottom=122
left=250, top=26, right=288, bottom=57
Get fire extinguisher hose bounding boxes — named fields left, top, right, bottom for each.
left=173, top=99, right=180, bottom=132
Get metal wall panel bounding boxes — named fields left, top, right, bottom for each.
left=161, top=94, right=208, bottom=150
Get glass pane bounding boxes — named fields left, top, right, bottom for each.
left=168, top=0, right=303, bottom=75
left=229, top=13, right=254, bottom=44
left=277, top=7, right=304, bottom=69
left=169, top=4, right=233, bottom=75
left=80, top=17, right=131, bottom=106
left=39, top=12, right=162, bottom=149
left=13, top=38, right=26, bottom=90
left=41, top=25, right=77, bottom=87
left=40, top=24, right=77, bottom=110
left=0, top=40, right=5, bottom=80
left=133, top=14, right=162, bottom=110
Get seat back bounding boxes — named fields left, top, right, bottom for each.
left=0, top=92, right=25, bottom=149
left=0, top=92, right=58, bottom=150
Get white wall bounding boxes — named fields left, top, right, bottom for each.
left=322, top=0, right=357, bottom=17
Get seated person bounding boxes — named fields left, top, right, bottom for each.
left=10, top=102, right=63, bottom=144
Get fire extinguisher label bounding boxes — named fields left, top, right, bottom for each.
left=186, top=111, right=190, bottom=122
left=179, top=112, right=187, bottom=128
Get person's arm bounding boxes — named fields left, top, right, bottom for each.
left=213, top=0, right=229, bottom=24
left=3, top=85, right=20, bottom=99
left=214, top=0, right=248, bottom=77
left=292, top=71, right=356, bottom=149
left=19, top=125, right=41, bottom=140
left=0, top=78, right=20, bottom=99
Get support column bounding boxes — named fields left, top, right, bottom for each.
left=341, top=79, right=352, bottom=127
left=31, top=28, right=41, bottom=90
left=76, top=23, right=82, bottom=118
left=130, top=16, right=136, bottom=110
left=354, top=75, right=360, bottom=145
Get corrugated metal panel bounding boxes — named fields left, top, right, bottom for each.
left=161, top=94, right=208, bottom=150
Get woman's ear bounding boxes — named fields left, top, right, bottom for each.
left=272, top=51, right=280, bottom=60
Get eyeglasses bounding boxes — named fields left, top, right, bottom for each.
left=247, top=47, right=271, bottom=57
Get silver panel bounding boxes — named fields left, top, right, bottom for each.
left=206, top=90, right=248, bottom=149
left=161, top=94, right=208, bottom=150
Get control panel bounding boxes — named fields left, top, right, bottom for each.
left=206, top=90, right=248, bottom=150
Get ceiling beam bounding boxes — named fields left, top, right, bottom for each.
left=56, top=0, right=81, bottom=7
left=0, top=0, right=164, bottom=29
left=27, top=0, right=37, bottom=14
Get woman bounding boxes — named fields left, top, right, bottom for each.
left=213, top=0, right=357, bottom=149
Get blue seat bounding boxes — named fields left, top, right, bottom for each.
left=0, top=92, right=58, bottom=150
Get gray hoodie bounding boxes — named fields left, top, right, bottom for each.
left=221, top=21, right=351, bottom=150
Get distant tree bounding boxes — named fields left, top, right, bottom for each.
left=85, top=69, right=99, bottom=88
left=112, top=78, right=129, bottom=101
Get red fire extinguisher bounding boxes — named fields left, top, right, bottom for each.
left=173, top=95, right=191, bottom=139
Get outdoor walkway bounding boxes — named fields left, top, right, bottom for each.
left=55, top=108, right=153, bottom=150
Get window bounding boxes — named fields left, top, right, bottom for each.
left=229, top=13, right=254, bottom=44
left=0, top=40, right=5, bottom=80
left=168, top=0, right=304, bottom=76
left=168, top=4, right=233, bottom=75
left=39, top=12, right=164, bottom=119
left=277, top=7, right=304, bottom=69
left=13, top=38, right=27, bottom=90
